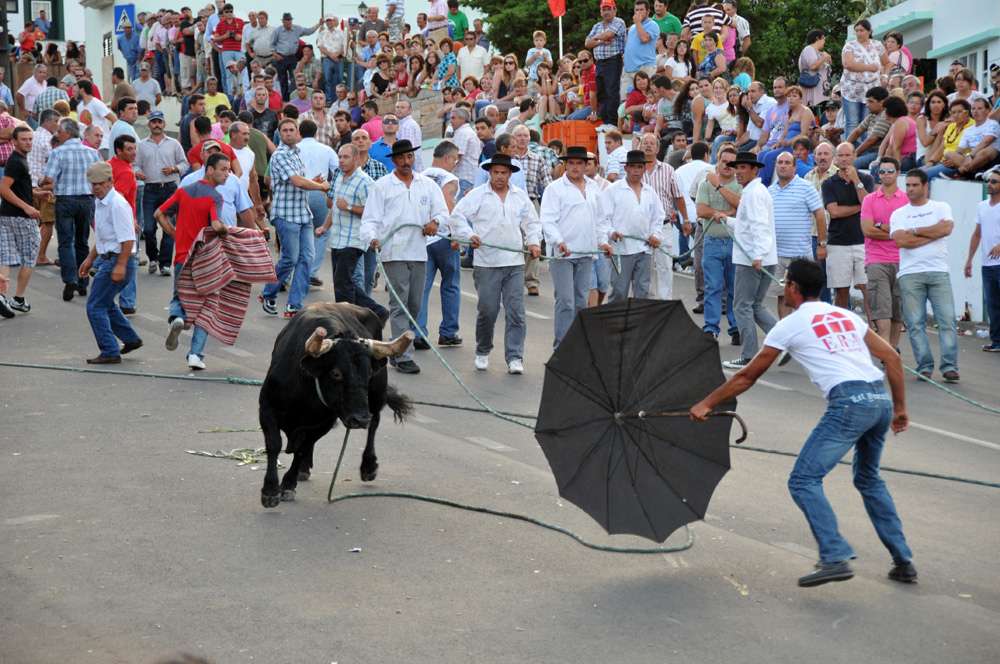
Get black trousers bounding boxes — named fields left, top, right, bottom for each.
left=273, top=54, right=296, bottom=101
left=595, top=55, right=623, bottom=126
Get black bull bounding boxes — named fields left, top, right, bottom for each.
left=258, top=302, right=414, bottom=508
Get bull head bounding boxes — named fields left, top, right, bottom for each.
left=304, top=327, right=414, bottom=360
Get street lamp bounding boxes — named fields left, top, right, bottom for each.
left=357, top=2, right=367, bottom=17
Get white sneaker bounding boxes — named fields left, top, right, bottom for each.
left=507, top=358, right=524, bottom=375
left=187, top=353, right=206, bottom=370
left=165, top=318, right=185, bottom=351
left=474, top=355, right=489, bottom=371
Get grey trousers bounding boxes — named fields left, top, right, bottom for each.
left=608, top=252, right=652, bottom=303
left=524, top=254, right=541, bottom=290
left=550, top=257, right=591, bottom=348
left=382, top=260, right=426, bottom=362
left=473, top=265, right=526, bottom=362
left=734, top=264, right=778, bottom=361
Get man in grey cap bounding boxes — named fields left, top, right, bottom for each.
left=270, top=12, right=322, bottom=101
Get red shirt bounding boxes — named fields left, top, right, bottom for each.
left=157, top=180, right=224, bottom=266
left=214, top=17, right=245, bottom=52
left=268, top=89, right=283, bottom=111
left=186, top=140, right=239, bottom=170
left=109, top=157, right=138, bottom=218
left=581, top=65, right=597, bottom=104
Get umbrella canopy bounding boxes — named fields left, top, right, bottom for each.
left=534, top=299, right=743, bottom=543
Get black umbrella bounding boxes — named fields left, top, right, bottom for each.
left=534, top=298, right=746, bottom=543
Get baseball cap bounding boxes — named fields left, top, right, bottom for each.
left=201, top=140, right=223, bottom=153
left=599, top=0, right=616, bottom=8
left=86, top=162, right=113, bottom=183
left=282, top=12, right=293, bottom=20
left=148, top=110, right=165, bottom=121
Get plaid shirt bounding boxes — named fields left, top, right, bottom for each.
left=642, top=160, right=682, bottom=222
left=328, top=168, right=372, bottom=250
left=361, top=157, right=389, bottom=181
left=44, top=138, right=100, bottom=195
left=32, top=86, right=69, bottom=115
left=530, top=142, right=560, bottom=172
left=268, top=144, right=311, bottom=224
left=27, top=125, right=53, bottom=186
left=301, top=109, right=336, bottom=148
left=0, top=114, right=15, bottom=164
left=515, top=148, right=551, bottom=201
left=586, top=18, right=627, bottom=60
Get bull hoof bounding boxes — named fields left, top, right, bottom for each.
left=261, top=492, right=281, bottom=508
left=360, top=464, right=378, bottom=482
left=280, top=489, right=297, bottom=502
left=297, top=469, right=311, bottom=482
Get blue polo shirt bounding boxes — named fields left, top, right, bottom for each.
left=369, top=138, right=395, bottom=173
left=623, top=18, right=660, bottom=71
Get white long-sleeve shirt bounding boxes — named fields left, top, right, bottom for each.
left=731, top=177, right=777, bottom=267
left=360, top=171, right=449, bottom=262
left=602, top=178, right=665, bottom=256
left=539, top=175, right=610, bottom=259
left=450, top=183, right=541, bottom=268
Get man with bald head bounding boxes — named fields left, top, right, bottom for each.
left=822, top=142, right=874, bottom=311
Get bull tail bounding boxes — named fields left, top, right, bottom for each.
left=385, top=385, right=413, bottom=424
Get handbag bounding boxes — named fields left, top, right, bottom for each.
left=798, top=69, right=821, bottom=88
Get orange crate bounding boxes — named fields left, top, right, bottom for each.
left=543, top=120, right=601, bottom=154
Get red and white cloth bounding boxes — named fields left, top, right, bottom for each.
left=178, top=227, right=276, bottom=345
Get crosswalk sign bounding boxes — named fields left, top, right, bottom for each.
left=114, top=4, right=136, bottom=35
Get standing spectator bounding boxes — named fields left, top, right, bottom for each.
left=247, top=11, right=277, bottom=67
left=317, top=15, right=347, bottom=103
left=110, top=69, right=138, bottom=112
left=109, top=97, right=140, bottom=148
left=426, top=0, right=451, bottom=43
left=260, top=119, right=331, bottom=317
left=301, top=91, right=336, bottom=147
left=804, top=140, right=836, bottom=302
left=457, top=32, right=490, bottom=82
left=965, top=172, right=1000, bottom=352
left=118, top=23, right=144, bottom=82
left=78, top=81, right=116, bottom=157
left=108, top=134, right=140, bottom=315
left=823, top=142, right=874, bottom=311
left=449, top=107, right=481, bottom=198
left=621, top=0, right=660, bottom=101
left=721, top=151, right=779, bottom=370
left=639, top=132, right=686, bottom=300
left=604, top=150, right=664, bottom=301
left=0, top=69, right=13, bottom=110
left=540, top=146, right=613, bottom=348
left=180, top=95, right=208, bottom=156
left=845, top=86, right=890, bottom=172
left=76, top=162, right=143, bottom=364
left=28, top=110, right=58, bottom=267
left=135, top=110, right=188, bottom=276
left=890, top=169, right=959, bottom=382
left=447, top=0, right=469, bottom=40
left=361, top=139, right=449, bottom=374
left=585, top=0, right=628, bottom=128
left=34, top=9, right=52, bottom=36
left=769, top=152, right=825, bottom=318
left=0, top=127, right=44, bottom=315
left=721, top=0, right=750, bottom=56
left=451, top=154, right=542, bottom=373
left=840, top=19, right=888, bottom=139
left=318, top=143, right=381, bottom=315
left=386, top=1, right=405, bottom=42
left=41, top=119, right=101, bottom=301
left=16, top=64, right=48, bottom=126
left=248, top=87, right=278, bottom=138
left=133, top=64, right=163, bottom=111
left=270, top=13, right=321, bottom=101
left=227, top=121, right=265, bottom=224
left=32, top=77, right=69, bottom=117
left=525, top=31, right=553, bottom=83
left=651, top=0, right=682, bottom=37
left=212, top=4, right=245, bottom=99
left=603, top=129, right=629, bottom=182
left=674, top=141, right=714, bottom=305
left=360, top=101, right=384, bottom=141
left=296, top=47, right=323, bottom=93
left=798, top=30, right=833, bottom=109
left=395, top=99, right=424, bottom=172
left=697, top=146, right=741, bottom=343
left=860, top=156, right=907, bottom=349
left=295, top=119, right=340, bottom=286
left=361, top=6, right=388, bottom=38
left=510, top=124, right=551, bottom=296
left=683, top=0, right=725, bottom=36
left=177, top=7, right=198, bottom=93
left=201, top=77, right=230, bottom=122
left=370, top=113, right=402, bottom=172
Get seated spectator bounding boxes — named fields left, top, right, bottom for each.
left=923, top=98, right=974, bottom=172
left=925, top=97, right=999, bottom=179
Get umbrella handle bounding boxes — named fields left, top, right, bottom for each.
left=629, top=409, right=748, bottom=445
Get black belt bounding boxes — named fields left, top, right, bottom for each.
left=99, top=252, right=120, bottom=260
left=596, top=54, right=623, bottom=62
left=57, top=194, right=94, bottom=198
left=144, top=182, right=177, bottom=187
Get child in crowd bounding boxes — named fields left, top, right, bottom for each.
left=524, top=30, right=553, bottom=83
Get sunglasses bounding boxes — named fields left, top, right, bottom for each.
left=504, top=61, right=515, bottom=65
left=878, top=168, right=897, bottom=174
left=383, top=119, right=399, bottom=124
left=578, top=58, right=591, bottom=63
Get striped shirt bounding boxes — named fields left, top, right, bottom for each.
left=769, top=175, right=823, bottom=258
left=269, top=144, right=311, bottom=225
left=642, top=160, right=683, bottom=223
left=328, top=168, right=372, bottom=250
left=44, top=138, right=101, bottom=195
left=586, top=18, right=627, bottom=60
left=683, top=5, right=729, bottom=35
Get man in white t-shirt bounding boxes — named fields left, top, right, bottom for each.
left=889, top=169, right=959, bottom=382
left=78, top=80, right=117, bottom=157
left=691, top=258, right=914, bottom=588
left=964, top=170, right=1000, bottom=351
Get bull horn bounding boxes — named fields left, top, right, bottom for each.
left=305, top=326, right=335, bottom=357
left=364, top=331, right=415, bottom=360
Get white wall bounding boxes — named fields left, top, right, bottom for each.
left=932, top=180, right=988, bottom=322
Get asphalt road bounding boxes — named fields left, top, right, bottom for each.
left=1, top=255, right=998, bottom=664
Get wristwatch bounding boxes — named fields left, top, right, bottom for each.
left=818, top=240, right=827, bottom=247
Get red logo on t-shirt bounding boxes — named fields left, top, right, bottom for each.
left=811, top=311, right=862, bottom=353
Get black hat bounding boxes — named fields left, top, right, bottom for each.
left=481, top=153, right=520, bottom=173
left=282, top=12, right=293, bottom=21
left=624, top=150, right=649, bottom=165
left=730, top=150, right=765, bottom=169
left=390, top=139, right=420, bottom=157
left=560, top=146, right=590, bottom=161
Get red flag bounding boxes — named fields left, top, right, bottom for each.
left=548, top=0, right=566, bottom=18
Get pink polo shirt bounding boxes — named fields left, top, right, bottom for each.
left=860, top=187, right=907, bottom=265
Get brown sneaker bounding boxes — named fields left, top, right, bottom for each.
left=942, top=370, right=960, bottom=383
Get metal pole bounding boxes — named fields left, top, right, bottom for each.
left=558, top=15, right=563, bottom=60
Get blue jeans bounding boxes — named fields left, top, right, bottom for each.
left=86, top=255, right=141, bottom=358
left=701, top=237, right=737, bottom=336
left=218, top=50, right=243, bottom=100
left=168, top=260, right=209, bottom=358
left=323, top=58, right=344, bottom=101
left=307, top=191, right=329, bottom=278
left=119, top=254, right=138, bottom=309
left=710, top=133, right=737, bottom=162
left=788, top=381, right=913, bottom=565
left=922, top=163, right=958, bottom=180
left=842, top=99, right=868, bottom=141
left=854, top=149, right=879, bottom=172
left=567, top=106, right=593, bottom=121
left=759, top=145, right=791, bottom=186
left=126, top=60, right=140, bottom=82
left=415, top=237, right=461, bottom=338
left=984, top=265, right=1000, bottom=345
left=55, top=195, right=94, bottom=287
left=899, top=271, right=958, bottom=374
left=141, top=183, right=176, bottom=265
left=263, top=218, right=315, bottom=309
left=153, top=50, right=168, bottom=90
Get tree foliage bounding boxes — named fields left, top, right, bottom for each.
left=467, top=0, right=868, bottom=84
